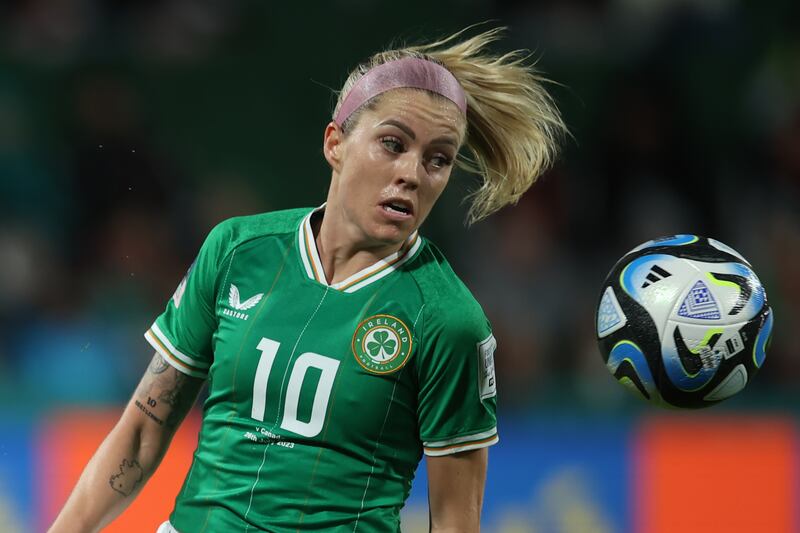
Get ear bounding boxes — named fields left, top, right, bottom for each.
left=323, top=121, right=344, bottom=171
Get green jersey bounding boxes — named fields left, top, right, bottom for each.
left=145, top=206, right=498, bottom=532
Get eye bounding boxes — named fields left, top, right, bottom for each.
left=428, top=154, right=454, bottom=170
left=380, top=136, right=404, bottom=153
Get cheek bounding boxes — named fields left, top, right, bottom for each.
left=431, top=167, right=452, bottom=194
left=420, top=172, right=451, bottom=211
left=344, top=144, right=388, bottom=181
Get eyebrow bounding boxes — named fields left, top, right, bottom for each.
left=379, top=119, right=459, bottom=148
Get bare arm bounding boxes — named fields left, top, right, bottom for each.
left=48, top=353, right=204, bottom=533
left=427, top=448, right=488, bottom=532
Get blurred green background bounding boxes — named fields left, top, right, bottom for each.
left=0, top=1, right=799, bottom=531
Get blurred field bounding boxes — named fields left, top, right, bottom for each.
left=0, top=1, right=798, bottom=532
left=2, top=411, right=797, bottom=532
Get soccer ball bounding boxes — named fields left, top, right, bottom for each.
left=596, top=235, right=773, bottom=408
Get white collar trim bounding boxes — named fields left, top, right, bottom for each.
left=297, top=205, right=422, bottom=293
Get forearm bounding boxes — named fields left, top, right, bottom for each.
left=49, top=354, right=202, bottom=533
left=429, top=492, right=481, bottom=532
left=429, top=511, right=481, bottom=533
left=427, top=448, right=487, bottom=533
left=48, top=409, right=168, bottom=533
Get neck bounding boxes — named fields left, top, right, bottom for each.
left=313, top=205, right=406, bottom=286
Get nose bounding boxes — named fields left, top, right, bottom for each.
left=395, top=151, right=423, bottom=190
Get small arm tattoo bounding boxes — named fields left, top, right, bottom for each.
left=109, top=459, right=143, bottom=496
left=136, top=353, right=201, bottom=430
left=158, top=371, right=186, bottom=407
left=163, top=373, right=192, bottom=428
left=148, top=354, right=170, bottom=375
left=135, top=398, right=164, bottom=426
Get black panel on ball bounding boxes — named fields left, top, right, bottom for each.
left=596, top=247, right=669, bottom=406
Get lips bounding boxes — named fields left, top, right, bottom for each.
left=380, top=197, right=414, bottom=217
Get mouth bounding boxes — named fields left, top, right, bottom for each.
left=379, top=198, right=414, bottom=218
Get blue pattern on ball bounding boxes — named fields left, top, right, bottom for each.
left=731, top=263, right=766, bottom=318
left=661, top=335, right=718, bottom=392
left=753, top=310, right=773, bottom=368
left=607, top=340, right=656, bottom=399
left=632, top=234, right=698, bottom=253
left=620, top=254, right=676, bottom=302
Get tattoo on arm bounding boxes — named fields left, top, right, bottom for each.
left=162, top=372, right=192, bottom=428
left=136, top=353, right=200, bottom=429
left=158, top=371, right=187, bottom=407
left=148, top=354, right=170, bottom=375
left=109, top=459, right=144, bottom=496
left=134, top=398, right=164, bottom=426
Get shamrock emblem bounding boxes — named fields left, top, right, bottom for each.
left=367, top=329, right=397, bottom=361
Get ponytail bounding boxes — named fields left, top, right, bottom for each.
left=334, top=26, right=567, bottom=224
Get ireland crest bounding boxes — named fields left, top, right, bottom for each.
left=352, top=314, right=413, bottom=374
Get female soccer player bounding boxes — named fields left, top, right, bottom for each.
left=49, top=27, right=565, bottom=532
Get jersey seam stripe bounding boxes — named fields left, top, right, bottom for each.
left=229, top=244, right=293, bottom=529
left=200, top=246, right=234, bottom=533
left=200, top=246, right=238, bottom=533
left=150, top=323, right=211, bottom=369
left=352, top=303, right=424, bottom=530
left=353, top=366, right=406, bottom=532
left=199, top=414, right=232, bottom=533
left=296, top=374, right=342, bottom=527
left=341, top=234, right=422, bottom=292
left=272, top=287, right=330, bottom=430
left=424, top=435, right=499, bottom=457
left=243, top=445, right=270, bottom=533
left=243, top=287, right=331, bottom=524
left=175, top=451, right=200, bottom=524
left=214, top=213, right=310, bottom=304
left=229, top=244, right=292, bottom=410
left=409, top=303, right=426, bottom=362
left=218, top=247, right=238, bottom=311
left=159, top=213, right=305, bottom=533
left=298, top=285, right=390, bottom=527
left=234, top=246, right=294, bottom=530
left=210, top=211, right=314, bottom=302
left=423, top=427, right=498, bottom=448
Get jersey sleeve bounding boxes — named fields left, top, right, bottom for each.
left=415, top=306, right=498, bottom=456
left=144, top=222, right=230, bottom=378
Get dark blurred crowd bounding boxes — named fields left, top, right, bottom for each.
left=0, top=0, right=798, bottom=413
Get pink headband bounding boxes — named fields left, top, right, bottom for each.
left=334, top=57, right=467, bottom=126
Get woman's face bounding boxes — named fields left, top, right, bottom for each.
left=324, top=88, right=465, bottom=248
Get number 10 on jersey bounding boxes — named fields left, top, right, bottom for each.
left=250, top=338, right=340, bottom=438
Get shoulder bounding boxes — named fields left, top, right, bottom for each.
left=205, top=207, right=313, bottom=252
left=410, top=239, right=489, bottom=335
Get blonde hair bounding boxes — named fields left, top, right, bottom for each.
left=333, top=26, right=567, bottom=224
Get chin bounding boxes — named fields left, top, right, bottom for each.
left=368, top=222, right=411, bottom=247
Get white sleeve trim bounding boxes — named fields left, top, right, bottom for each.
left=144, top=327, right=209, bottom=379
left=423, top=427, right=497, bottom=448
left=423, top=427, right=498, bottom=457
left=150, top=323, right=210, bottom=370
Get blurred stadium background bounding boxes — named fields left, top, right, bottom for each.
left=1, top=1, right=799, bottom=532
